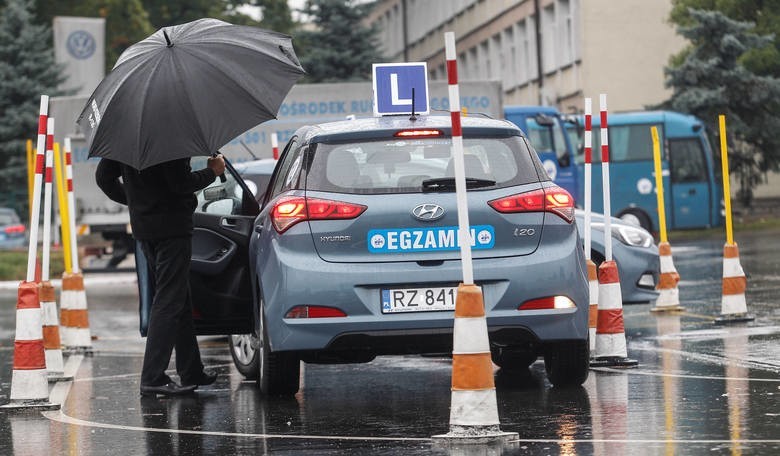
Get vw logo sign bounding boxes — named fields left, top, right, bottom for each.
left=67, top=30, right=96, bottom=60
left=411, top=204, right=445, bottom=222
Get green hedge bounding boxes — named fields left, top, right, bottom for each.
left=0, top=249, right=66, bottom=281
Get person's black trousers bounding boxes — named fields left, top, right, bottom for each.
left=139, top=236, right=204, bottom=386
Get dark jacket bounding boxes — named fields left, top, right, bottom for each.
left=95, top=158, right=215, bottom=240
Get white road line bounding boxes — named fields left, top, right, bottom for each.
left=591, top=366, right=780, bottom=382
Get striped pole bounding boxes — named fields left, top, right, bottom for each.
left=26, top=96, right=48, bottom=283
left=650, top=126, right=683, bottom=312
left=271, top=132, right=279, bottom=160
left=2, top=95, right=58, bottom=411
left=432, top=31, right=517, bottom=445
left=54, top=142, right=73, bottom=274
left=64, top=138, right=79, bottom=273
left=40, top=119, right=67, bottom=379
left=591, top=94, right=637, bottom=368
left=714, top=115, right=753, bottom=324
left=26, top=139, right=34, bottom=220
left=584, top=98, right=598, bottom=353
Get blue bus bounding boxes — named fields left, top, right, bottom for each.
left=504, top=106, right=580, bottom=201
left=504, top=107, right=723, bottom=232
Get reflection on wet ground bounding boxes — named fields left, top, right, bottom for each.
left=1, top=229, right=779, bottom=454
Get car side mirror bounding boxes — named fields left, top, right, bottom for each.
left=558, top=154, right=570, bottom=168
left=203, top=186, right=228, bottom=201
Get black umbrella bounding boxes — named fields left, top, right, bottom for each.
left=77, top=18, right=305, bottom=170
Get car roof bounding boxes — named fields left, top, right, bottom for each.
left=299, top=115, right=523, bottom=144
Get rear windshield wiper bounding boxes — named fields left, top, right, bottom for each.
left=421, top=177, right=496, bottom=192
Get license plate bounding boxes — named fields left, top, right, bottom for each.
left=381, top=286, right=457, bottom=313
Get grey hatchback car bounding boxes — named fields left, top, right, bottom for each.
left=189, top=115, right=590, bottom=394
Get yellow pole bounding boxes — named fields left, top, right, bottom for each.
left=26, top=139, right=34, bottom=222
left=53, top=143, right=72, bottom=273
left=719, top=115, right=734, bottom=246
left=651, top=126, right=668, bottom=244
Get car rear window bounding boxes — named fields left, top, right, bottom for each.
left=306, top=136, right=542, bottom=194
left=0, top=212, right=20, bottom=225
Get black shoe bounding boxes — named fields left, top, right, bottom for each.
left=182, top=369, right=218, bottom=387
left=140, top=381, right=197, bottom=397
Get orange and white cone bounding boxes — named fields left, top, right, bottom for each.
left=39, top=281, right=69, bottom=381
left=590, top=261, right=638, bottom=368
left=1, top=282, right=59, bottom=411
left=651, top=242, right=683, bottom=312
left=715, top=243, right=754, bottom=324
left=587, top=260, right=599, bottom=354
left=60, top=272, right=93, bottom=352
left=433, top=284, right=517, bottom=444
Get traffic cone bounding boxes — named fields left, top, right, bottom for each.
left=1, top=282, right=59, bottom=411
left=432, top=284, right=517, bottom=444
left=651, top=242, right=683, bottom=312
left=39, top=281, right=71, bottom=381
left=715, top=243, right=754, bottom=324
left=60, top=272, right=93, bottom=352
left=590, top=261, right=638, bottom=368
left=587, top=259, right=598, bottom=354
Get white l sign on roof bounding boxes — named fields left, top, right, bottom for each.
left=372, top=62, right=429, bottom=116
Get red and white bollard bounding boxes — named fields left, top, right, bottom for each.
left=583, top=97, right=598, bottom=354
left=40, top=118, right=68, bottom=380
left=432, top=31, right=517, bottom=446
left=2, top=95, right=59, bottom=411
left=590, top=94, right=637, bottom=369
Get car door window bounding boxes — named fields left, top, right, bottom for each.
left=267, top=141, right=305, bottom=202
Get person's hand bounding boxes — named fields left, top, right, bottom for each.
left=207, top=154, right=226, bottom=177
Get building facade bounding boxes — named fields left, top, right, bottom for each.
left=366, top=0, right=686, bottom=113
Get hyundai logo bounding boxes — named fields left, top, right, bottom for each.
left=411, top=204, right=445, bottom=221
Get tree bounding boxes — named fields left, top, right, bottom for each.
left=670, top=0, right=780, bottom=77
left=0, top=0, right=65, bottom=217
left=297, top=0, right=385, bottom=83
left=664, top=9, right=780, bottom=206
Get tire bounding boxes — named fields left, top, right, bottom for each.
left=619, top=208, right=653, bottom=233
left=257, top=299, right=300, bottom=396
left=544, top=339, right=589, bottom=387
left=491, top=348, right=537, bottom=371
left=228, top=334, right=259, bottom=379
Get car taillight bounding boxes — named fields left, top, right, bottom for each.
left=518, top=296, right=575, bottom=310
left=285, top=306, right=347, bottom=318
left=488, top=186, right=574, bottom=223
left=4, top=224, right=25, bottom=234
left=271, top=196, right=366, bottom=233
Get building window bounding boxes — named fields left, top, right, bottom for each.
left=503, top=26, right=515, bottom=89
left=542, top=4, right=555, bottom=73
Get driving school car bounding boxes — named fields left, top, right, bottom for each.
left=189, top=115, right=590, bottom=394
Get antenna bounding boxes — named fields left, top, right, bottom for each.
left=409, top=87, right=417, bottom=121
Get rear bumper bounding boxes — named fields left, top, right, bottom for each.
left=257, top=230, right=589, bottom=354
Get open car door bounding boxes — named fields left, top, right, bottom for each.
left=188, top=160, right=259, bottom=335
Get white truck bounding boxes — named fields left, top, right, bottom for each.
left=49, top=80, right=503, bottom=268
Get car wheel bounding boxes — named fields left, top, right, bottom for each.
left=491, top=348, right=537, bottom=370
left=257, top=300, right=300, bottom=396
left=619, top=209, right=653, bottom=233
left=544, top=339, right=589, bottom=387
left=228, top=334, right=259, bottom=379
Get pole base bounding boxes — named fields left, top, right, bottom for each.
left=63, top=347, right=94, bottom=356
left=714, top=314, right=755, bottom=325
left=590, top=356, right=639, bottom=368
left=650, top=305, right=684, bottom=313
left=47, top=374, right=74, bottom=383
left=433, top=425, right=518, bottom=445
left=0, top=400, right=60, bottom=414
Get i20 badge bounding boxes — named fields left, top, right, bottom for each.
left=411, top=204, right=444, bottom=221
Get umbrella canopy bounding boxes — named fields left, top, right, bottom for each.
left=77, top=18, right=305, bottom=170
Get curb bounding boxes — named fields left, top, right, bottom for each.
left=0, top=273, right=137, bottom=291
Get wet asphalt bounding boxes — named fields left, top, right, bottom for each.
left=0, top=229, right=779, bottom=455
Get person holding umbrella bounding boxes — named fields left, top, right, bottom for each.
left=80, top=18, right=305, bottom=396
left=97, top=155, right=225, bottom=395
